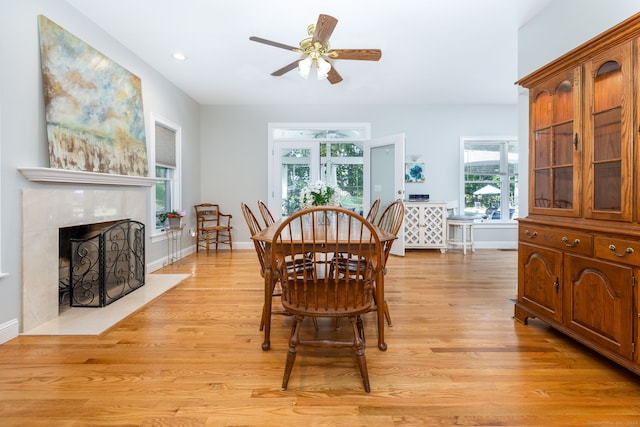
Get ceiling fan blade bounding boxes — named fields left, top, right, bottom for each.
left=312, top=14, right=338, bottom=46
left=327, top=66, right=343, bottom=85
left=329, top=49, right=382, bottom=61
left=271, top=60, right=300, bottom=76
left=249, top=36, right=297, bottom=52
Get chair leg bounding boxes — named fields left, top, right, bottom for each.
left=349, top=315, right=370, bottom=393
left=356, top=314, right=366, bottom=344
left=382, top=300, right=393, bottom=327
left=281, top=316, right=302, bottom=391
left=372, top=289, right=393, bottom=327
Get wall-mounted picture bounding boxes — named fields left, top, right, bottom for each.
left=405, top=162, right=425, bottom=183
left=38, top=15, right=148, bottom=177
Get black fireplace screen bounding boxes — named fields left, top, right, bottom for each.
left=68, top=219, right=145, bottom=307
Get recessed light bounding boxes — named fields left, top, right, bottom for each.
left=171, top=52, right=187, bottom=61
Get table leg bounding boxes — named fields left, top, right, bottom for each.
left=377, top=269, right=387, bottom=351
left=262, top=268, right=273, bottom=351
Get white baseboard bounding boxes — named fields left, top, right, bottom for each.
left=0, top=319, right=19, bottom=344
left=234, top=242, right=254, bottom=250
left=146, top=242, right=264, bottom=273
left=473, top=241, right=518, bottom=250
left=147, top=244, right=197, bottom=273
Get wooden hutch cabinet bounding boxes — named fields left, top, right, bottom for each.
left=515, top=14, right=640, bottom=375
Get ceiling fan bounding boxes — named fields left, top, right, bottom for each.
left=249, top=14, right=382, bottom=84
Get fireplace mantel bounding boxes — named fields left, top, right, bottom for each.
left=19, top=167, right=158, bottom=187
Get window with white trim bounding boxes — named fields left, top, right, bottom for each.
left=460, top=137, right=518, bottom=222
left=152, top=115, right=182, bottom=233
left=268, top=124, right=371, bottom=217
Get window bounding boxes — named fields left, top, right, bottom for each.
left=278, top=142, right=364, bottom=215
left=269, top=124, right=370, bottom=217
left=461, top=137, right=518, bottom=221
left=152, top=115, right=181, bottom=233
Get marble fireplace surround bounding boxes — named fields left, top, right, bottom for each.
left=20, top=168, right=156, bottom=333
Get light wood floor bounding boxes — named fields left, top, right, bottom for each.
left=1, top=249, right=640, bottom=426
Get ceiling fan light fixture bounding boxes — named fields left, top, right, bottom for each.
left=298, top=57, right=312, bottom=79
left=250, top=14, right=381, bottom=85
left=316, top=57, right=331, bottom=80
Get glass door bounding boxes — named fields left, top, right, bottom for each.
left=273, top=142, right=318, bottom=217
left=364, top=133, right=405, bottom=256
left=529, top=68, right=581, bottom=217
left=584, top=42, right=632, bottom=221
left=268, top=123, right=370, bottom=218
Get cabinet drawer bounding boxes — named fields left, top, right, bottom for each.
left=519, top=225, right=592, bottom=255
left=594, top=236, right=640, bottom=266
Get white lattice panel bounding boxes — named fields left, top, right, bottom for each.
left=404, top=201, right=456, bottom=251
left=422, top=206, right=445, bottom=246
left=404, top=205, right=422, bottom=246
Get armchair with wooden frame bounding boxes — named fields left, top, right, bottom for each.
left=332, top=199, right=404, bottom=329
left=241, top=202, right=315, bottom=332
left=271, top=206, right=383, bottom=392
left=194, top=203, right=233, bottom=255
left=372, top=199, right=405, bottom=326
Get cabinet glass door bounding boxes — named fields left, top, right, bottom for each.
left=529, top=69, right=581, bottom=216
left=584, top=43, right=632, bottom=221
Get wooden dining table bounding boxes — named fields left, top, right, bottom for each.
left=252, top=213, right=396, bottom=352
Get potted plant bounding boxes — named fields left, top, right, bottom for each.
left=299, top=181, right=342, bottom=225
left=299, top=181, right=341, bottom=208
left=158, top=210, right=185, bottom=228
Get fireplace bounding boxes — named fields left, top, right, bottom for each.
left=58, top=220, right=121, bottom=307
left=22, top=187, right=148, bottom=332
left=59, top=219, right=145, bottom=308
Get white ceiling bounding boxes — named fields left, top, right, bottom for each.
left=65, top=0, right=554, bottom=106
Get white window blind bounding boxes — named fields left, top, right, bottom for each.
left=155, top=123, right=176, bottom=167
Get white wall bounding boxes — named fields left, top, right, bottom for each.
left=519, top=0, right=640, bottom=78
left=516, top=1, right=640, bottom=222
left=0, top=1, right=201, bottom=341
left=200, top=104, right=518, bottom=244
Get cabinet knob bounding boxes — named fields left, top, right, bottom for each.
left=608, top=244, right=634, bottom=257
left=524, top=230, right=538, bottom=239
left=562, top=237, right=580, bottom=247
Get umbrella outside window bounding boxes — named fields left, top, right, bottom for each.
left=472, top=184, right=501, bottom=218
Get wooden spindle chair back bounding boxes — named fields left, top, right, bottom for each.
left=365, top=198, right=381, bottom=223
left=270, top=206, right=383, bottom=393
left=258, top=200, right=275, bottom=227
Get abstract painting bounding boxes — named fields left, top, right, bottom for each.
left=405, top=162, right=425, bottom=183
left=38, top=15, right=148, bottom=177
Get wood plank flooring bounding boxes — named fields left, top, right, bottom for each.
left=1, top=249, right=639, bottom=426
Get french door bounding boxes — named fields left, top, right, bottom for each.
left=267, top=124, right=405, bottom=256
left=364, top=133, right=406, bottom=256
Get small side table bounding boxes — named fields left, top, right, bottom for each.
left=166, top=224, right=185, bottom=264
